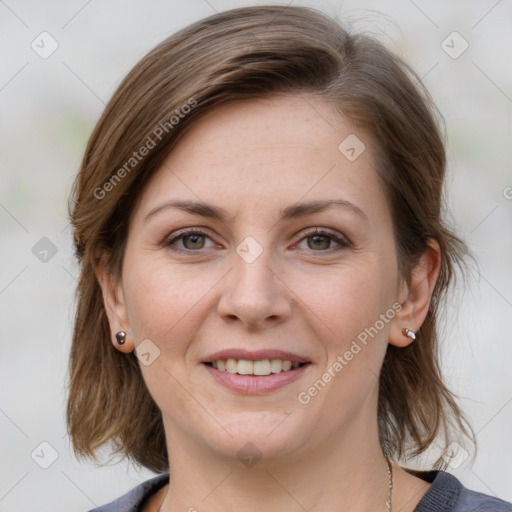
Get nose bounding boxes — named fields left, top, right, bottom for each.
left=216, top=244, right=292, bottom=329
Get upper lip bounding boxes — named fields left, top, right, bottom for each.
left=203, top=349, right=310, bottom=363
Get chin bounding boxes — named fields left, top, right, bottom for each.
left=199, top=412, right=313, bottom=464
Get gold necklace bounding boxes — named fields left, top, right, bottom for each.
left=158, top=458, right=393, bottom=511
left=386, top=457, right=394, bottom=511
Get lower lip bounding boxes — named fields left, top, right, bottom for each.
left=202, top=363, right=311, bottom=395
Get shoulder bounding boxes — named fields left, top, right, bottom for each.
left=413, top=470, right=512, bottom=512
left=85, top=473, right=169, bottom=512
left=456, top=484, right=512, bottom=512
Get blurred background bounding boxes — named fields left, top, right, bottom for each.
left=0, top=0, right=511, bottom=510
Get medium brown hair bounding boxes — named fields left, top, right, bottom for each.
left=66, top=5, right=475, bottom=473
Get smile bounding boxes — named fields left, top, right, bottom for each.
left=204, top=359, right=308, bottom=375
left=202, top=359, right=311, bottom=395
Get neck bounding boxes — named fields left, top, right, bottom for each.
left=159, top=414, right=392, bottom=512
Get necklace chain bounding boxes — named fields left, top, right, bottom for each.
left=386, top=457, right=393, bottom=512
left=158, top=458, right=393, bottom=511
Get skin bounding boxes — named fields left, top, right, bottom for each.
left=96, top=94, right=440, bottom=511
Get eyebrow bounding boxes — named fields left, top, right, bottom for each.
left=144, top=198, right=369, bottom=225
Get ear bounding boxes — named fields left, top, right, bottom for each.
left=93, top=247, right=135, bottom=353
left=388, top=239, right=441, bottom=347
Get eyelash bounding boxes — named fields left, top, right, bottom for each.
left=163, top=227, right=350, bottom=254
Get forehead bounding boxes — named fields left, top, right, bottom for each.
left=132, top=94, right=388, bottom=226
left=173, top=94, right=351, bottom=170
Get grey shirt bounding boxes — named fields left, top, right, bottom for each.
left=87, top=470, right=512, bottom=512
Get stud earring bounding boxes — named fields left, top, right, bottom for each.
left=115, top=331, right=126, bottom=345
left=402, top=328, right=416, bottom=341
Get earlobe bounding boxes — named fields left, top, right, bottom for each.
left=388, top=239, right=441, bottom=348
left=94, top=248, right=135, bottom=353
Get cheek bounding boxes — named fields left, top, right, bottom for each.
left=122, top=259, right=214, bottom=413
left=298, top=256, right=397, bottom=399
left=294, top=258, right=395, bottom=340
left=123, top=257, right=218, bottom=344
left=292, top=263, right=395, bottom=424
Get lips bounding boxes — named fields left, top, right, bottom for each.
left=201, top=349, right=311, bottom=394
left=202, top=349, right=310, bottom=375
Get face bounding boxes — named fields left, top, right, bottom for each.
left=108, top=95, right=406, bottom=463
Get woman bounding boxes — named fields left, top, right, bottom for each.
left=66, top=5, right=512, bottom=512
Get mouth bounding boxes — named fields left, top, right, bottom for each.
left=201, top=350, right=312, bottom=394
left=203, top=359, right=310, bottom=375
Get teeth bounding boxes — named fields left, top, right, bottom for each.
left=253, top=360, right=271, bottom=375
left=237, top=359, right=254, bottom=375
left=210, top=358, right=303, bottom=375
left=270, top=359, right=282, bottom=374
left=226, top=358, right=238, bottom=373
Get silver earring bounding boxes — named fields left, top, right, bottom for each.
left=115, top=331, right=126, bottom=345
left=402, top=328, right=416, bottom=341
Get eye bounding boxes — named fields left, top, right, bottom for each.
left=164, top=227, right=350, bottom=254
left=164, top=228, right=216, bottom=252
left=295, top=228, right=350, bottom=253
